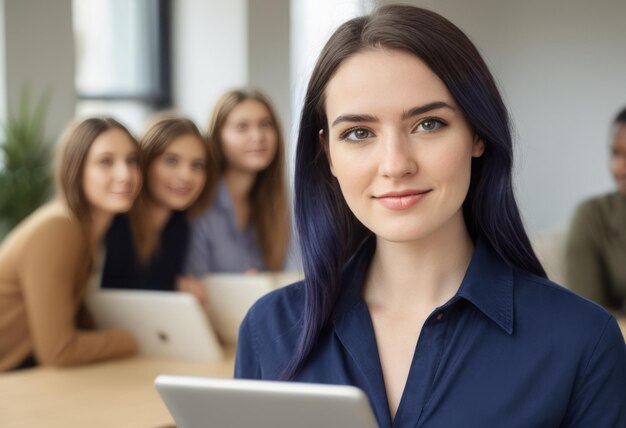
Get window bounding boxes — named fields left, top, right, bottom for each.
left=72, top=0, right=171, bottom=133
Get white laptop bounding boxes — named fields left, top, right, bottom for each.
left=86, top=289, right=222, bottom=361
left=202, top=272, right=303, bottom=345
left=154, top=375, right=378, bottom=428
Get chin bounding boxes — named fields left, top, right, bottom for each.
left=167, top=200, right=193, bottom=211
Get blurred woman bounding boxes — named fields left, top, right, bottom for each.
left=101, top=116, right=216, bottom=307
left=185, top=88, right=290, bottom=274
left=0, top=117, right=140, bottom=371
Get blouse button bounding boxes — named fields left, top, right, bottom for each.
left=436, top=312, right=444, bottom=321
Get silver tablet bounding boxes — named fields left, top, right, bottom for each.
left=155, top=375, right=378, bottom=428
left=86, top=290, right=222, bottom=361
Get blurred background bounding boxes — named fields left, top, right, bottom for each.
left=0, top=0, right=624, bottom=239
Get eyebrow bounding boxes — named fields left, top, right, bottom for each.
left=330, top=101, right=456, bottom=128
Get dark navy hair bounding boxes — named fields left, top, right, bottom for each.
left=615, top=106, right=626, bottom=124
left=286, top=4, right=546, bottom=379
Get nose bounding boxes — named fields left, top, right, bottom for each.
left=114, top=161, right=133, bottom=182
left=177, top=164, right=195, bottom=182
left=250, top=126, right=265, bottom=143
left=378, top=132, right=417, bottom=178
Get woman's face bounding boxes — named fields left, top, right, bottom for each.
left=610, top=124, right=626, bottom=196
left=220, top=99, right=278, bottom=174
left=324, top=49, right=484, bottom=244
left=148, top=133, right=207, bottom=211
left=82, top=128, right=141, bottom=215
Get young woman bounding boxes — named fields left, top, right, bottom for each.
left=0, top=117, right=140, bottom=371
left=235, top=5, right=626, bottom=427
left=101, top=116, right=216, bottom=307
left=185, top=88, right=289, bottom=274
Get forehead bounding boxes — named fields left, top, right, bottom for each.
left=227, top=99, right=271, bottom=122
left=89, top=128, right=134, bottom=154
left=324, top=49, right=456, bottom=119
left=613, top=124, right=626, bottom=147
left=162, top=133, right=205, bottom=158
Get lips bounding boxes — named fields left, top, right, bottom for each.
left=374, top=189, right=431, bottom=210
left=111, top=190, right=134, bottom=198
left=168, top=186, right=193, bottom=196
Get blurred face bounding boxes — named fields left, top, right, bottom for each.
left=82, top=128, right=141, bottom=215
left=325, top=49, right=484, bottom=243
left=611, top=124, right=626, bottom=196
left=148, top=134, right=207, bottom=211
left=220, top=99, right=278, bottom=174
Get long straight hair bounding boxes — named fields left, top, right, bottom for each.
left=131, top=116, right=217, bottom=263
left=208, top=88, right=289, bottom=271
left=285, top=5, right=546, bottom=379
left=55, top=117, right=139, bottom=264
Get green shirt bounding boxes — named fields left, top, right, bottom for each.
left=566, top=192, right=626, bottom=312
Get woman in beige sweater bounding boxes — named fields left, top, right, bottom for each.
left=0, top=117, right=141, bottom=371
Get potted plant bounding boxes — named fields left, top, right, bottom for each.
left=0, top=90, right=52, bottom=239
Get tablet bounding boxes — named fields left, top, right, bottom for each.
left=155, top=375, right=378, bottom=428
left=202, top=272, right=303, bottom=344
left=86, top=289, right=222, bottom=361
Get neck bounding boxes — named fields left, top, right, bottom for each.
left=224, top=168, right=258, bottom=229
left=364, top=213, right=474, bottom=312
left=224, top=168, right=257, bottom=204
left=147, top=201, right=172, bottom=232
left=90, top=209, right=114, bottom=244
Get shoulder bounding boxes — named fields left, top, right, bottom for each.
left=14, top=202, right=82, bottom=246
left=573, top=192, right=620, bottom=219
left=513, top=271, right=620, bottom=349
left=238, top=280, right=305, bottom=375
left=0, top=202, right=85, bottom=271
left=244, top=280, right=305, bottom=339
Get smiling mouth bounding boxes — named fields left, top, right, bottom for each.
left=168, top=187, right=193, bottom=195
left=374, top=190, right=431, bottom=210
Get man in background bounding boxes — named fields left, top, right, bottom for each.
left=566, top=106, right=626, bottom=318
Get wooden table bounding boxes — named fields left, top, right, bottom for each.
left=0, top=349, right=235, bottom=428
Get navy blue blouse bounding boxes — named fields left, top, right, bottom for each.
left=235, top=237, right=626, bottom=427
left=101, top=212, right=190, bottom=291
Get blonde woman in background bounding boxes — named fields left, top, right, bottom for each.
left=185, top=89, right=290, bottom=275
left=101, top=116, right=216, bottom=308
left=0, top=117, right=140, bottom=371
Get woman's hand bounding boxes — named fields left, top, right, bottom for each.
left=176, top=275, right=209, bottom=310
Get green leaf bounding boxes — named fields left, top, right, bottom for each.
left=0, top=87, right=53, bottom=239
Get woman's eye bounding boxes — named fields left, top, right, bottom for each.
left=127, top=155, right=139, bottom=165
left=344, top=128, right=374, bottom=141
left=164, top=156, right=178, bottom=166
left=415, top=119, right=445, bottom=132
left=191, top=161, right=205, bottom=171
left=98, top=158, right=113, bottom=166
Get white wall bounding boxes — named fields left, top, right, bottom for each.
left=2, top=0, right=75, bottom=141
left=377, top=0, right=626, bottom=234
left=249, top=0, right=290, bottom=137
left=172, top=0, right=248, bottom=130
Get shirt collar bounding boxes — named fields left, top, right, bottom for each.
left=332, top=235, right=515, bottom=335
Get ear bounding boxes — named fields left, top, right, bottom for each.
left=320, top=129, right=336, bottom=176
left=472, top=134, right=485, bottom=158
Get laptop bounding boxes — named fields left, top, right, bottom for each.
left=86, top=289, right=222, bottom=361
left=154, top=375, right=378, bottom=428
left=202, top=272, right=303, bottom=345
